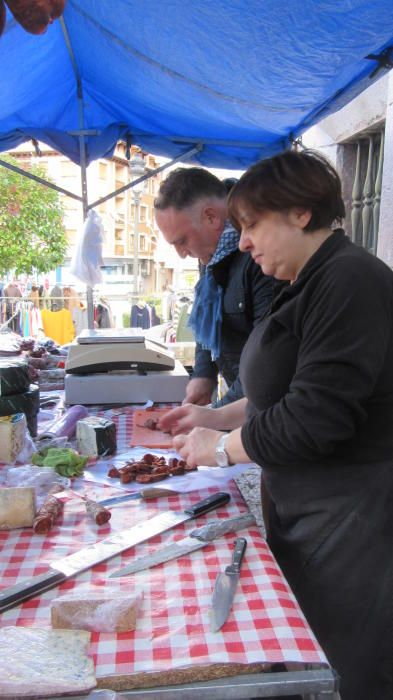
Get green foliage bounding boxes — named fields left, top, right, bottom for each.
left=0, top=155, right=68, bottom=277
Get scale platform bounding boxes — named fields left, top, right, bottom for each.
left=66, top=330, right=175, bottom=374
left=64, top=360, right=189, bottom=405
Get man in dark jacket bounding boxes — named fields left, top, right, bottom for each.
left=154, top=167, right=274, bottom=406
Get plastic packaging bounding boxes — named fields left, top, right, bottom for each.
left=70, top=209, right=104, bottom=287
left=39, top=404, right=89, bottom=439
left=51, top=588, right=143, bottom=633
left=0, top=627, right=96, bottom=697
left=2, top=465, right=70, bottom=508
left=0, top=413, right=34, bottom=465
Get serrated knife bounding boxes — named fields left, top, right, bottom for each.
left=109, top=513, right=255, bottom=577
left=210, top=536, right=247, bottom=632
left=0, top=491, right=230, bottom=614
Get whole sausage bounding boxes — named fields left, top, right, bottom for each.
left=84, top=498, right=111, bottom=526
left=0, top=0, right=6, bottom=37
left=33, top=486, right=63, bottom=535
left=5, top=0, right=66, bottom=35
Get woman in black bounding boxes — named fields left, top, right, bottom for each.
left=159, top=150, right=393, bottom=700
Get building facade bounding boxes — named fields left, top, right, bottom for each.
left=303, top=70, right=393, bottom=266
left=9, top=142, right=199, bottom=299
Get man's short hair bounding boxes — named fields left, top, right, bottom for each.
left=154, top=167, right=227, bottom=211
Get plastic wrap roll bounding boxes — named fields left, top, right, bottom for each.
left=41, top=405, right=89, bottom=439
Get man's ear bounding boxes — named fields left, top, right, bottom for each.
left=289, top=207, right=312, bottom=230
left=202, top=205, right=220, bottom=228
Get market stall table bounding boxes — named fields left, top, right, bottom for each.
left=0, top=407, right=339, bottom=699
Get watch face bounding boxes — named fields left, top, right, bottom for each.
left=215, top=447, right=229, bottom=467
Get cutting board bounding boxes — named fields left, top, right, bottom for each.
left=130, top=408, right=174, bottom=448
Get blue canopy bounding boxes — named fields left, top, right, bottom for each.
left=1, top=0, right=393, bottom=168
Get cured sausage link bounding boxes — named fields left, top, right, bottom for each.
left=4, top=0, right=66, bottom=35
left=0, top=0, right=6, bottom=37
left=84, top=498, right=112, bottom=526
left=33, top=487, right=64, bottom=534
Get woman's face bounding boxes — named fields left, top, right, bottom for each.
left=237, top=206, right=312, bottom=281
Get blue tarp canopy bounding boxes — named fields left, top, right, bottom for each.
left=1, top=0, right=393, bottom=168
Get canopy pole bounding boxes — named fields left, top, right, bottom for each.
left=0, top=158, right=83, bottom=201
left=60, top=16, right=94, bottom=329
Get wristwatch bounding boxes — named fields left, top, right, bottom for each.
left=215, top=433, right=232, bottom=468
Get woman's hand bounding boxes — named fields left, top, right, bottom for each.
left=158, top=403, right=217, bottom=436
left=173, top=428, right=223, bottom=468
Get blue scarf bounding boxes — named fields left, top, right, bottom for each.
left=188, top=223, right=240, bottom=361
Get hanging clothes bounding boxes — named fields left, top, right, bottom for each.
left=0, top=282, right=4, bottom=323
left=130, top=303, right=151, bottom=329
left=3, top=283, right=22, bottom=333
left=72, top=303, right=88, bottom=336
left=39, top=283, right=51, bottom=310
left=41, top=308, right=75, bottom=345
left=29, top=285, right=40, bottom=308
left=96, top=301, right=112, bottom=328
left=50, top=284, right=64, bottom=311
left=150, top=306, right=161, bottom=326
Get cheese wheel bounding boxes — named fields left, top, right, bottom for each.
left=0, top=384, right=39, bottom=436
left=76, top=416, right=117, bottom=456
left=0, top=356, right=30, bottom=397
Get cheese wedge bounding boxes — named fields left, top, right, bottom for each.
left=0, top=627, right=96, bottom=697
left=0, top=413, right=26, bottom=463
left=0, top=486, right=36, bottom=529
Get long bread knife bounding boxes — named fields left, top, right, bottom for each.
left=210, top=536, right=247, bottom=632
left=0, top=491, right=230, bottom=613
left=110, top=512, right=255, bottom=577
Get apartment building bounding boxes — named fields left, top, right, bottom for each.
left=9, top=142, right=199, bottom=297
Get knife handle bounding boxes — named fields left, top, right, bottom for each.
left=0, top=570, right=66, bottom=614
left=184, top=491, right=230, bottom=517
left=226, top=537, right=247, bottom=575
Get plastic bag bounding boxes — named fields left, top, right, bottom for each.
left=2, top=465, right=70, bottom=507
left=15, top=425, right=35, bottom=463
left=51, top=586, right=143, bottom=633
left=0, top=413, right=34, bottom=465
left=70, top=209, right=104, bottom=287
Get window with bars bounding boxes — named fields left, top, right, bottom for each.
left=338, top=129, right=384, bottom=255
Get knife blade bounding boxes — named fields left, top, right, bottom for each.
left=0, top=491, right=230, bottom=614
left=98, top=488, right=179, bottom=506
left=109, top=513, right=255, bottom=577
left=210, top=536, right=247, bottom=632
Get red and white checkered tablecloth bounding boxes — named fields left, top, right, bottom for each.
left=0, top=408, right=329, bottom=684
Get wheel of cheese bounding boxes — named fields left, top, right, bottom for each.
left=0, top=356, right=30, bottom=397
left=0, top=383, right=40, bottom=436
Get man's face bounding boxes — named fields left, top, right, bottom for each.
left=155, top=204, right=218, bottom=265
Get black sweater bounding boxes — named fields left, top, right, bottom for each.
left=240, top=229, right=393, bottom=470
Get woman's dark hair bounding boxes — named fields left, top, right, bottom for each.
left=228, top=149, right=345, bottom=233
